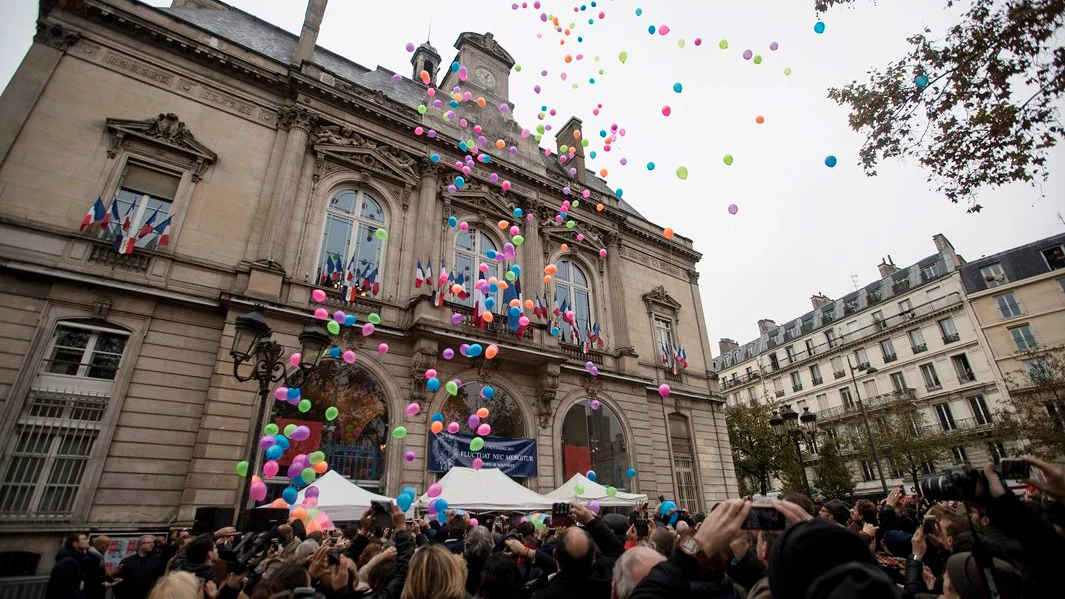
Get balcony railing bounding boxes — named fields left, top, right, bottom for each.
left=943, top=333, right=960, bottom=344
left=833, top=370, right=846, bottom=379
left=883, top=354, right=898, bottom=363
left=916, top=417, right=996, bottom=437
left=560, top=343, right=605, bottom=366
left=775, top=390, right=785, bottom=398
left=793, top=384, right=803, bottom=392
left=812, top=377, right=823, bottom=385
left=815, top=388, right=917, bottom=422
left=958, top=373, right=976, bottom=384
left=925, top=382, right=943, bottom=392
left=857, top=362, right=871, bottom=371
left=664, top=371, right=683, bottom=383
left=912, top=343, right=928, bottom=354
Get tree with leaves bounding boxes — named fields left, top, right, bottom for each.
left=846, top=401, right=952, bottom=491
left=725, top=402, right=800, bottom=496
left=820, top=0, right=1064, bottom=212
left=1000, top=348, right=1065, bottom=459
left=815, top=438, right=857, bottom=500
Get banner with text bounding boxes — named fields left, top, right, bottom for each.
left=428, top=433, right=538, bottom=478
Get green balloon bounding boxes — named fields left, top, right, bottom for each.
left=325, top=406, right=339, bottom=421
left=512, top=235, right=525, bottom=246
left=581, top=139, right=590, bottom=147
left=505, top=270, right=516, bottom=282
left=368, top=313, right=382, bottom=325
left=574, top=484, right=585, bottom=495
left=264, top=423, right=279, bottom=436
left=235, top=460, right=249, bottom=477
left=445, top=380, right=459, bottom=396
left=618, top=50, right=628, bottom=63
left=375, top=228, right=388, bottom=241
left=572, top=200, right=580, bottom=208
left=536, top=124, right=545, bottom=134
left=566, top=221, right=576, bottom=229
left=676, top=166, right=689, bottom=180
left=784, top=67, right=792, bottom=76
left=417, top=104, right=427, bottom=114
left=298, top=399, right=312, bottom=413
left=392, top=426, right=408, bottom=439
left=470, top=437, right=485, bottom=452
left=309, top=451, right=325, bottom=464
left=301, top=467, right=316, bottom=484
left=723, top=155, right=734, bottom=166
left=753, top=55, right=763, bottom=64
left=327, top=320, right=341, bottom=335
left=719, top=39, right=728, bottom=49
left=606, top=486, right=618, bottom=497
left=284, top=424, right=297, bottom=437
left=514, top=64, right=522, bottom=72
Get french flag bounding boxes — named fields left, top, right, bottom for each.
left=100, top=198, right=120, bottom=229
left=153, top=216, right=172, bottom=247
left=415, top=259, right=425, bottom=289
left=80, top=198, right=106, bottom=232
left=135, top=208, right=159, bottom=241
left=118, top=204, right=144, bottom=255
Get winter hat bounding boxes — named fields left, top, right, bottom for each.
left=806, top=561, right=901, bottom=599
left=944, top=552, right=1023, bottom=599
left=882, top=530, right=913, bottom=557
left=768, top=519, right=874, bottom=599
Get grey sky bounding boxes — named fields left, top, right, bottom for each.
left=2, top=0, right=1062, bottom=353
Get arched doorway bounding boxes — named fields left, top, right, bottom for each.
left=560, top=399, right=629, bottom=489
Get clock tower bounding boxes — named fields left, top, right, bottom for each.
left=440, top=32, right=515, bottom=106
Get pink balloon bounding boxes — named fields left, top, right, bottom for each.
left=599, top=249, right=608, bottom=259
left=263, top=460, right=279, bottom=478
left=378, top=343, right=389, bottom=354
left=250, top=481, right=267, bottom=502
left=425, top=369, right=438, bottom=379
left=427, top=483, right=443, bottom=498
left=275, top=387, right=288, bottom=402
left=661, top=105, right=671, bottom=117
left=361, top=323, right=375, bottom=336
left=314, top=308, right=328, bottom=320
left=728, top=203, right=739, bottom=215
left=289, top=353, right=301, bottom=367
left=469, top=517, right=479, bottom=527
left=477, top=423, right=492, bottom=436
left=311, top=289, right=326, bottom=303
left=658, top=384, right=671, bottom=398
left=472, top=457, right=484, bottom=470
left=447, top=422, right=460, bottom=434
left=405, top=402, right=421, bottom=416
left=459, top=221, right=469, bottom=231
left=343, top=350, right=356, bottom=364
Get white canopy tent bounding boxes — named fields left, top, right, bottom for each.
left=547, top=473, right=647, bottom=507
left=414, top=467, right=556, bottom=512
left=291, top=470, right=394, bottom=521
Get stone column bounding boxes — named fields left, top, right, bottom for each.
left=605, top=233, right=635, bottom=366
left=414, top=165, right=442, bottom=289
left=258, top=107, right=316, bottom=269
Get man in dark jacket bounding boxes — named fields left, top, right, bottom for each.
left=46, top=532, right=90, bottom=599
left=84, top=535, right=112, bottom=599
left=114, top=535, right=170, bottom=599
left=171, top=534, right=216, bottom=582
left=532, top=501, right=623, bottom=599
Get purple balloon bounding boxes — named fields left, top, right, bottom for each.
left=404, top=450, right=416, bottom=463
left=588, top=500, right=601, bottom=514
left=451, top=313, right=464, bottom=324
left=443, top=348, right=455, bottom=360
left=291, top=425, right=311, bottom=442
left=743, top=49, right=753, bottom=60
left=770, top=41, right=779, bottom=51
left=306, top=486, right=320, bottom=498
left=287, top=463, right=302, bottom=479
left=468, top=414, right=481, bottom=430
left=728, top=203, right=739, bottom=215
left=259, top=435, right=276, bottom=449
left=459, top=344, right=470, bottom=356
left=590, top=399, right=601, bottom=410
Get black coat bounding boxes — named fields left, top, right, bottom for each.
left=114, top=551, right=167, bottom=599
left=628, top=551, right=702, bottom=599
left=46, top=548, right=87, bottom=599
left=83, top=548, right=110, bottom=599
left=530, top=517, right=624, bottom=599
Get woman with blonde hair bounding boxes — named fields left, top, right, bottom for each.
left=147, top=571, right=201, bottom=599
left=401, top=544, right=469, bottom=599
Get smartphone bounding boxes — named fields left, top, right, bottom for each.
left=371, top=500, right=393, bottom=530
left=326, top=549, right=341, bottom=566
left=551, top=502, right=574, bottom=527
left=898, top=486, right=906, bottom=496
left=741, top=506, right=786, bottom=531
left=634, top=517, right=649, bottom=538
left=998, top=458, right=1031, bottom=481
left=922, top=516, right=937, bottom=535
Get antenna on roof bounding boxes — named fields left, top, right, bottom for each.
left=426, top=16, right=433, bottom=43
left=850, top=275, right=859, bottom=291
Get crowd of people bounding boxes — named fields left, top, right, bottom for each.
left=46, top=455, right=1064, bottom=599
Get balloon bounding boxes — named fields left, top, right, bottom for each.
left=770, top=41, right=780, bottom=51
left=298, top=399, right=312, bottom=413
left=467, top=414, right=481, bottom=430
left=284, top=424, right=297, bottom=437
left=719, top=39, right=729, bottom=49
left=431, top=421, right=444, bottom=434
left=443, top=347, right=455, bottom=361
left=447, top=422, right=460, bottom=434
left=375, top=228, right=388, bottom=240
left=235, top=461, right=249, bottom=477
left=265, top=444, right=283, bottom=461
left=250, top=481, right=267, bottom=502
left=586, top=470, right=597, bottom=482
left=311, top=289, right=326, bottom=303
left=575, top=484, right=585, bottom=495
left=431, top=412, right=444, bottom=423
left=661, top=105, right=671, bottom=117
left=915, top=74, right=929, bottom=88
left=676, top=166, right=688, bottom=180
left=471, top=457, right=484, bottom=470
left=477, top=423, right=492, bottom=436
left=466, top=344, right=483, bottom=357
left=814, top=21, right=826, bottom=34
left=599, top=249, right=608, bottom=258
left=361, top=323, right=375, bottom=336
left=825, top=155, right=838, bottom=168
left=333, top=310, right=346, bottom=323
left=743, top=49, right=753, bottom=60
left=397, top=493, right=413, bottom=511
left=314, top=308, right=328, bottom=320
left=728, top=204, right=739, bottom=215
left=282, top=486, right=298, bottom=505
left=262, top=460, right=280, bottom=479
left=368, top=313, right=382, bottom=325
left=428, top=483, right=443, bottom=498
left=325, top=406, right=339, bottom=421
left=482, top=385, right=495, bottom=399
left=292, top=506, right=308, bottom=521
left=618, top=50, right=628, bottom=63
left=663, top=227, right=674, bottom=240
left=264, top=423, right=279, bottom=436
left=392, top=426, right=408, bottom=439
left=673, top=82, right=683, bottom=93
left=485, top=344, right=499, bottom=359
left=626, top=467, right=638, bottom=478
left=405, top=402, right=420, bottom=417
left=308, top=451, right=325, bottom=465
left=404, top=450, right=416, bottom=463
left=658, top=384, right=671, bottom=398
left=327, top=320, right=340, bottom=335
left=427, top=377, right=441, bottom=392
left=259, top=435, right=276, bottom=449
left=606, top=486, right=618, bottom=497
left=289, top=352, right=301, bottom=367
left=378, top=343, right=389, bottom=354
left=784, top=67, right=792, bottom=76
left=434, top=498, right=449, bottom=514
left=590, top=399, right=601, bottom=410
left=345, top=315, right=356, bottom=327
left=659, top=501, right=677, bottom=516
left=723, top=154, right=734, bottom=166
left=754, top=55, right=763, bottom=64
left=448, top=216, right=458, bottom=228
left=291, top=425, right=311, bottom=441
left=445, top=380, right=459, bottom=395
left=470, top=437, right=485, bottom=452
left=756, top=115, right=765, bottom=124
left=343, top=350, right=356, bottom=364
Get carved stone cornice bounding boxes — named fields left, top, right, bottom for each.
left=409, top=348, right=437, bottom=401
left=34, top=21, right=79, bottom=51
left=643, top=285, right=683, bottom=317
left=535, top=364, right=561, bottom=430
left=105, top=113, right=218, bottom=181
left=580, top=375, right=602, bottom=398
left=279, top=106, right=318, bottom=132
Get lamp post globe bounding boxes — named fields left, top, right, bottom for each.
left=231, top=309, right=271, bottom=361
left=800, top=406, right=818, bottom=434
left=297, top=325, right=332, bottom=370
left=769, top=410, right=784, bottom=437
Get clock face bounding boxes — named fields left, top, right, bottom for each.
left=476, top=67, right=497, bottom=88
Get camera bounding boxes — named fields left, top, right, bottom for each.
left=918, top=459, right=1030, bottom=501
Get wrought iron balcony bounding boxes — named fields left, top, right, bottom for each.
left=943, top=333, right=960, bottom=344
left=812, top=377, right=823, bottom=385
left=916, top=417, right=996, bottom=437
left=793, top=384, right=803, bottom=392
left=912, top=343, right=928, bottom=354
left=883, top=353, right=898, bottom=363
left=815, top=388, right=917, bottom=422
left=833, top=370, right=846, bottom=379
left=560, top=343, right=605, bottom=365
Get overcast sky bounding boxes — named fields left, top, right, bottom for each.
left=2, top=0, right=1062, bottom=352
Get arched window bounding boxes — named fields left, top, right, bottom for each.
left=278, top=362, right=389, bottom=490
left=668, top=413, right=700, bottom=512
left=554, top=259, right=593, bottom=343
left=453, top=228, right=500, bottom=309
left=560, top=399, right=628, bottom=489
left=317, top=189, right=386, bottom=297
left=440, top=381, right=525, bottom=439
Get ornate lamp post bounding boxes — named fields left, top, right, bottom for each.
left=229, top=307, right=331, bottom=522
left=770, top=404, right=818, bottom=494
left=847, top=357, right=889, bottom=495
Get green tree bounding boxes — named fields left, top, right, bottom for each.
left=725, top=402, right=798, bottom=495
left=820, top=0, right=1064, bottom=212
left=1001, top=349, right=1065, bottom=459
left=815, top=438, right=857, bottom=499
left=846, top=401, right=951, bottom=491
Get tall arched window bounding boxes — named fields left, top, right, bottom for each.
left=453, top=228, right=500, bottom=309
left=317, top=189, right=386, bottom=297
left=560, top=399, right=628, bottom=489
left=554, top=259, right=593, bottom=343
left=277, top=362, right=389, bottom=491
left=440, top=381, right=526, bottom=438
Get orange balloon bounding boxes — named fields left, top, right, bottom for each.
left=496, top=139, right=505, bottom=149
left=497, top=281, right=509, bottom=290
left=291, top=507, right=308, bottom=521
left=544, top=275, right=553, bottom=284
left=663, top=227, right=675, bottom=240
left=509, top=299, right=521, bottom=308
left=545, top=264, right=558, bottom=275
left=419, top=70, right=430, bottom=84
left=599, top=168, right=609, bottom=177
left=451, top=284, right=463, bottom=295
left=483, top=311, right=494, bottom=323
left=524, top=299, right=534, bottom=309
left=476, top=407, right=490, bottom=418
left=596, top=204, right=604, bottom=212
left=565, top=54, right=573, bottom=63
left=306, top=520, right=322, bottom=533
left=488, top=276, right=498, bottom=284
left=497, top=220, right=509, bottom=230
left=477, top=97, right=487, bottom=107
left=270, top=498, right=288, bottom=509
left=485, top=344, right=499, bottom=359
left=313, top=461, right=329, bottom=474
left=755, top=115, right=765, bottom=124
left=431, top=421, right=444, bottom=434
left=560, top=243, right=569, bottom=251
left=572, top=130, right=581, bottom=140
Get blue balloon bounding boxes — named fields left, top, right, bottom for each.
left=438, top=511, right=448, bottom=524
left=455, top=176, right=465, bottom=188
left=451, top=61, right=460, bottom=72
left=673, top=82, right=683, bottom=93
left=915, top=74, right=929, bottom=88
left=647, top=162, right=655, bottom=170
left=587, top=470, right=597, bottom=482
left=509, top=306, right=521, bottom=317
left=431, top=412, right=445, bottom=423
left=455, top=509, right=465, bottom=516
left=265, top=444, right=284, bottom=461
left=486, top=249, right=497, bottom=259
left=433, top=498, right=449, bottom=513
left=430, top=153, right=441, bottom=163
left=482, top=155, right=492, bottom=164
left=402, top=485, right=417, bottom=497
left=396, top=493, right=413, bottom=512
left=824, top=155, right=838, bottom=168
left=489, top=284, right=499, bottom=294
left=482, top=385, right=496, bottom=399
left=330, top=346, right=341, bottom=358
left=551, top=326, right=560, bottom=336
left=513, top=208, right=523, bottom=218
left=293, top=477, right=308, bottom=489
left=282, top=486, right=298, bottom=505
left=626, top=467, right=637, bottom=478
left=458, top=141, right=468, bottom=152
left=448, top=216, right=458, bottom=228
left=287, top=387, right=301, bottom=400
left=427, top=377, right=441, bottom=392
left=635, top=7, right=643, bottom=16
left=659, top=501, right=677, bottom=517
left=485, top=297, right=496, bottom=310
left=449, top=100, right=459, bottom=109
left=274, top=435, right=290, bottom=449
left=466, top=344, right=483, bottom=357
left=344, top=315, right=356, bottom=326
left=648, top=25, right=656, bottom=34
left=560, top=212, right=568, bottom=220
left=615, top=189, right=623, bottom=199
left=589, top=151, right=597, bottom=159
left=814, top=21, right=826, bottom=34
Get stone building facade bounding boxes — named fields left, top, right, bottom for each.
left=715, top=235, right=1012, bottom=497
left=0, top=0, right=735, bottom=571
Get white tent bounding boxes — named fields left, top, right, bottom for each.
left=414, top=467, right=556, bottom=512
left=293, top=470, right=394, bottom=521
left=547, top=473, right=647, bottom=507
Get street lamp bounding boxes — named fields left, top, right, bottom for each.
left=230, top=307, right=331, bottom=522
left=847, top=357, right=889, bottom=495
left=769, top=403, right=817, bottom=494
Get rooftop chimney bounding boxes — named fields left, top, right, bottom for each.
left=719, top=338, right=739, bottom=355
left=810, top=293, right=832, bottom=310
left=932, top=233, right=963, bottom=270
left=757, top=319, right=777, bottom=335
left=293, top=0, right=328, bottom=67
left=556, top=116, right=586, bottom=185
left=877, top=255, right=899, bottom=278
